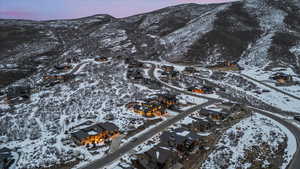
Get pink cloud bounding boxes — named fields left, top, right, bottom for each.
left=0, top=10, right=35, bottom=19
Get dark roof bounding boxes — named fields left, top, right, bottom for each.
left=71, top=130, right=89, bottom=141
left=0, top=147, right=11, bottom=154
left=156, top=94, right=177, bottom=99
left=95, top=56, right=107, bottom=59
left=71, top=122, right=119, bottom=141
left=98, top=122, right=119, bottom=131
left=83, top=124, right=105, bottom=134
left=54, top=64, right=70, bottom=69
left=200, top=109, right=224, bottom=115
left=160, top=130, right=186, bottom=145
left=184, top=67, right=196, bottom=71
left=145, top=147, right=176, bottom=164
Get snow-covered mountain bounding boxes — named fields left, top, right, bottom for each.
left=1, top=0, right=300, bottom=88
left=1, top=1, right=300, bottom=168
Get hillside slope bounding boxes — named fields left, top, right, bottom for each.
left=0, top=0, right=300, bottom=87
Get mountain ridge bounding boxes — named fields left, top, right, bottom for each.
left=1, top=0, right=300, bottom=88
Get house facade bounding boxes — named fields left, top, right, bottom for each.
left=71, top=122, right=119, bottom=145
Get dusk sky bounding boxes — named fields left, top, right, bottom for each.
left=0, top=0, right=234, bottom=20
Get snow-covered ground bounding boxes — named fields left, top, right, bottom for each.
left=153, top=66, right=222, bottom=100
left=204, top=69, right=300, bottom=113
left=202, top=113, right=296, bottom=169
left=0, top=59, right=159, bottom=168
left=242, top=68, right=300, bottom=98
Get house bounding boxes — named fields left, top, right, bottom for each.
left=143, top=78, right=161, bottom=89
left=188, top=87, right=205, bottom=94
left=182, top=67, right=197, bottom=75
left=187, top=86, right=214, bottom=94
left=54, top=64, right=72, bottom=70
left=183, top=118, right=214, bottom=132
left=44, top=74, right=75, bottom=84
left=135, top=146, right=179, bottom=169
left=161, top=65, right=174, bottom=73
left=167, top=71, right=179, bottom=80
left=132, top=103, right=167, bottom=117
left=161, top=70, right=179, bottom=80
left=207, top=61, right=240, bottom=71
left=155, top=94, right=177, bottom=106
left=126, top=102, right=140, bottom=109
left=217, top=102, right=248, bottom=114
left=94, top=56, right=108, bottom=62
left=71, top=122, right=119, bottom=145
left=127, top=60, right=144, bottom=68
left=7, top=84, right=31, bottom=101
left=199, top=109, right=229, bottom=121
left=127, top=69, right=144, bottom=81
left=159, top=129, right=202, bottom=155
left=130, top=94, right=177, bottom=117
left=200, top=86, right=214, bottom=94
left=269, top=72, right=294, bottom=86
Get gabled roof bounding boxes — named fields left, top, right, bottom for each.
left=200, top=109, right=225, bottom=115
left=71, top=130, right=89, bottom=141
left=83, top=124, right=105, bottom=134
left=0, top=147, right=11, bottom=154
left=71, top=122, right=119, bottom=141
left=98, top=122, right=119, bottom=131
left=144, top=146, right=176, bottom=164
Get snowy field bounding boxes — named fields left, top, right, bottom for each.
left=242, top=67, right=300, bottom=98
left=0, top=59, right=159, bottom=168
left=206, top=70, right=300, bottom=113
left=202, top=113, right=296, bottom=169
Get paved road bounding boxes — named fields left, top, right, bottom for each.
left=80, top=63, right=300, bottom=169
left=79, top=100, right=217, bottom=169
left=150, top=63, right=300, bottom=169
left=248, top=107, right=300, bottom=169
left=241, top=73, right=300, bottom=101
left=68, top=61, right=89, bottom=75
left=148, top=64, right=222, bottom=102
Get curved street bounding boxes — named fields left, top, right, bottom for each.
left=241, top=73, right=300, bottom=101
left=79, top=100, right=217, bottom=169
left=80, top=63, right=300, bottom=169
left=149, top=63, right=300, bottom=169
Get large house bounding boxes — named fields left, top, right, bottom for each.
left=126, top=59, right=144, bottom=68
left=155, top=94, right=177, bottom=106
left=54, top=64, right=73, bottom=71
left=269, top=72, right=295, bottom=86
left=135, top=146, right=179, bottom=169
left=161, top=65, right=174, bottom=73
left=182, top=118, right=215, bottom=132
left=182, top=67, right=197, bottom=75
left=207, top=61, right=241, bottom=71
left=43, top=74, right=75, bottom=87
left=127, top=69, right=144, bottom=81
left=187, top=86, right=214, bottom=94
left=94, top=56, right=108, bottom=62
left=132, top=104, right=167, bottom=117
left=199, top=109, right=229, bottom=121
left=71, top=122, right=119, bottom=145
left=217, top=102, right=249, bottom=114
left=130, top=94, right=178, bottom=117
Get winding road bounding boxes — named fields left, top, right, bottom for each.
left=241, top=73, right=300, bottom=101
left=79, top=101, right=217, bottom=169
left=79, top=63, right=300, bottom=169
